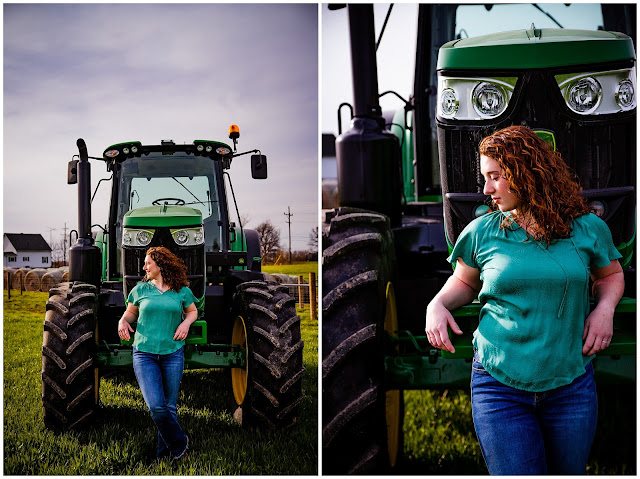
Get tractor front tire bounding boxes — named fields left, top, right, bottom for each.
left=230, top=280, right=305, bottom=428
left=322, top=207, right=398, bottom=474
left=41, top=282, right=98, bottom=431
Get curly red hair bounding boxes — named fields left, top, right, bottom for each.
left=145, top=246, right=189, bottom=291
left=479, top=125, right=590, bottom=245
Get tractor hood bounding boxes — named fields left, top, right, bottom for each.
left=123, top=205, right=202, bottom=228
left=437, top=27, right=635, bottom=70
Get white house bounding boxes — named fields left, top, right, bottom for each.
left=4, top=233, right=52, bottom=268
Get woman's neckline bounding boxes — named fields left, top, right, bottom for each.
left=149, top=281, right=170, bottom=294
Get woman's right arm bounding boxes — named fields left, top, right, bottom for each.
left=425, top=259, right=481, bottom=354
left=118, top=303, right=139, bottom=341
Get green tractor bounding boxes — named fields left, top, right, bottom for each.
left=322, top=4, right=635, bottom=474
left=42, top=126, right=304, bottom=431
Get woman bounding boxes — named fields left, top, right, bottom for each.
left=118, top=246, right=198, bottom=461
left=425, top=125, right=624, bottom=474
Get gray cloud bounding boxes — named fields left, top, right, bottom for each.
left=4, top=3, right=318, bottom=251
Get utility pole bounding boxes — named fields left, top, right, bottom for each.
left=284, top=206, right=293, bottom=264
left=46, top=227, right=56, bottom=249
left=62, top=223, right=68, bottom=266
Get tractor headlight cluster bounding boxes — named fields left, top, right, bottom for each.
left=193, top=140, right=232, bottom=157
left=556, top=67, right=636, bottom=115
left=196, top=144, right=214, bottom=153
left=171, top=227, right=205, bottom=246
left=104, top=142, right=142, bottom=159
left=123, top=228, right=155, bottom=247
left=437, top=76, right=517, bottom=120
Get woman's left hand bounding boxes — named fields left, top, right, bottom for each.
left=174, top=321, right=190, bottom=341
left=582, top=305, right=614, bottom=355
left=583, top=260, right=624, bottom=356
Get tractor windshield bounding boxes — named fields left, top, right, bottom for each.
left=116, top=153, right=223, bottom=252
left=454, top=4, right=604, bottom=38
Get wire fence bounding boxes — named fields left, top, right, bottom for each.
left=271, top=272, right=318, bottom=320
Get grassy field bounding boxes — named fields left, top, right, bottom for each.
left=262, top=262, right=317, bottom=277
left=4, top=290, right=318, bottom=475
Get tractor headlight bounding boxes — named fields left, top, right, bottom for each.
left=472, top=82, right=508, bottom=118
left=171, top=227, right=205, bottom=246
left=615, top=79, right=635, bottom=110
left=588, top=200, right=606, bottom=218
left=556, top=67, right=636, bottom=115
left=567, top=77, right=602, bottom=114
left=122, top=228, right=155, bottom=247
left=437, top=76, right=517, bottom=120
left=440, top=88, right=459, bottom=117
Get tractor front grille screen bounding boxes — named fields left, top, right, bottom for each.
left=123, top=228, right=205, bottom=300
left=437, top=68, right=636, bottom=247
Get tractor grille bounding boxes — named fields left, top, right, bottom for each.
left=123, top=228, right=205, bottom=300
left=437, top=67, right=636, bottom=246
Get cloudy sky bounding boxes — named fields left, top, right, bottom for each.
left=4, top=3, right=318, bottom=254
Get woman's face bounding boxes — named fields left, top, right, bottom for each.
left=143, top=255, right=161, bottom=280
left=480, top=154, right=520, bottom=212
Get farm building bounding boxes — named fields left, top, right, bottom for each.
left=4, top=233, right=52, bottom=268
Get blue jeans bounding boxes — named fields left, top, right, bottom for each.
left=471, top=352, right=597, bottom=475
left=133, top=347, right=188, bottom=459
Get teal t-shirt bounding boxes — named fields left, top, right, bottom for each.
left=127, top=282, right=197, bottom=355
left=449, top=211, right=621, bottom=392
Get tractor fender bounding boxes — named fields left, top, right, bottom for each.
left=244, top=228, right=261, bottom=272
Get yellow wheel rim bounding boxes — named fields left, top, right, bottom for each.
left=384, top=282, right=401, bottom=468
left=231, top=315, right=248, bottom=405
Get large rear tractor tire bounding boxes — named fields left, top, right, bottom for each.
left=41, top=282, right=98, bottom=431
left=230, top=280, right=305, bottom=428
left=322, top=207, right=401, bottom=474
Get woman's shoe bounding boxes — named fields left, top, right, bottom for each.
left=173, top=434, right=189, bottom=461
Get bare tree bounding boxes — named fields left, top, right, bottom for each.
left=240, top=213, right=252, bottom=228
left=256, top=220, right=281, bottom=263
left=51, top=238, right=68, bottom=265
left=308, top=226, right=318, bottom=251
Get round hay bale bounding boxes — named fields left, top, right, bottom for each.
left=261, top=272, right=278, bottom=283
left=24, top=268, right=47, bottom=292
left=4, top=268, right=17, bottom=289
left=289, top=274, right=308, bottom=285
left=12, top=268, right=31, bottom=290
left=41, top=269, right=65, bottom=291
left=270, top=273, right=291, bottom=285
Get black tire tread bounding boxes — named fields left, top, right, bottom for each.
left=232, top=280, right=305, bottom=428
left=41, top=282, right=97, bottom=431
left=322, top=207, right=396, bottom=474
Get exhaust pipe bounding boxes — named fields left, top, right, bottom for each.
left=68, top=138, right=101, bottom=286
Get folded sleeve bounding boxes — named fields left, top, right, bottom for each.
left=127, top=283, right=142, bottom=306
left=584, top=214, right=623, bottom=268
left=181, top=287, right=197, bottom=309
left=447, top=220, right=481, bottom=269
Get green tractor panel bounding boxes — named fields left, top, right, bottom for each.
left=42, top=127, right=304, bottom=432
left=322, top=4, right=635, bottom=475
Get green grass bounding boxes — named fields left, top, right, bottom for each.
left=397, top=386, right=636, bottom=474
left=262, top=262, right=317, bottom=277
left=4, top=291, right=318, bottom=475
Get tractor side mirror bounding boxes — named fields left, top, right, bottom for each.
left=251, top=155, right=268, bottom=179
left=68, top=160, right=79, bottom=184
